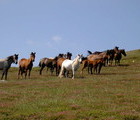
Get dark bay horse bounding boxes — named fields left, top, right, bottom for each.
left=18, top=52, right=36, bottom=79
left=0, top=54, right=18, bottom=80
left=114, top=49, right=126, bottom=65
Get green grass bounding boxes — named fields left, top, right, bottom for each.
left=0, top=49, right=140, bottom=120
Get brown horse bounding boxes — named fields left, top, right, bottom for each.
left=87, top=50, right=109, bottom=66
left=39, top=57, right=57, bottom=75
left=56, top=57, right=66, bottom=75
left=18, top=52, right=36, bottom=79
left=81, top=58, right=104, bottom=75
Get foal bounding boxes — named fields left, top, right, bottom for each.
left=18, top=52, right=36, bottom=79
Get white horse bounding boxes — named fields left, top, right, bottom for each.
left=59, top=54, right=83, bottom=79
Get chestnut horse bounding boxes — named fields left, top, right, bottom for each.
left=18, top=52, right=36, bottom=79
left=87, top=50, right=110, bottom=66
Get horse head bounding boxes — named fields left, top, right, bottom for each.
left=67, top=52, right=72, bottom=60
left=14, top=54, right=19, bottom=64
left=30, top=52, right=36, bottom=62
left=77, top=54, right=83, bottom=63
left=121, top=49, right=127, bottom=56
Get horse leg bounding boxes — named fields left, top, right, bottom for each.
left=72, top=68, right=75, bottom=79
left=21, top=69, right=24, bottom=79
left=58, top=66, right=64, bottom=78
left=94, top=64, right=98, bottom=74
left=1, top=70, right=5, bottom=80
left=98, top=63, right=102, bottom=74
left=118, top=59, right=120, bottom=65
left=5, top=69, right=8, bottom=80
left=18, top=67, right=21, bottom=79
left=39, top=66, right=45, bottom=75
left=28, top=69, right=31, bottom=79
left=64, top=69, right=68, bottom=78
left=50, top=66, right=54, bottom=75
left=90, top=66, right=93, bottom=74
left=55, top=66, right=58, bottom=76
left=81, top=63, right=87, bottom=75
left=25, top=70, right=28, bottom=79
left=56, top=65, right=58, bottom=76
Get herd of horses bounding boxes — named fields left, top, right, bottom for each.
left=0, top=47, right=127, bottom=80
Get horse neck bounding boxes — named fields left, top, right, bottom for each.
left=28, top=57, right=33, bottom=64
left=72, top=57, right=80, bottom=66
left=7, top=58, right=14, bottom=65
left=117, top=49, right=126, bottom=56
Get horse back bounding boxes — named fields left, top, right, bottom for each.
left=19, top=58, right=31, bottom=68
left=62, top=59, right=73, bottom=69
left=87, top=54, right=103, bottom=61
left=57, top=58, right=66, bottom=66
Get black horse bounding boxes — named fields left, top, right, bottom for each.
left=114, top=49, right=127, bottom=65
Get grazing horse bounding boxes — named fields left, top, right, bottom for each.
left=18, top=52, right=36, bottom=79
left=0, top=54, right=18, bottom=80
left=39, top=57, right=57, bottom=75
left=114, top=49, right=126, bottom=65
left=59, top=54, right=83, bottom=79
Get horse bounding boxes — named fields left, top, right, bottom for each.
left=39, top=57, right=57, bottom=75
left=18, top=52, right=36, bottom=79
left=106, top=49, right=116, bottom=66
left=87, top=50, right=110, bottom=66
left=81, top=58, right=104, bottom=75
left=56, top=57, right=66, bottom=75
left=114, top=49, right=126, bottom=65
left=66, top=52, right=72, bottom=60
left=56, top=52, right=72, bottom=75
left=0, top=54, right=18, bottom=80
left=59, top=54, right=83, bottom=79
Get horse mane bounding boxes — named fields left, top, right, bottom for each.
left=6, top=55, right=13, bottom=60
left=82, top=57, right=87, bottom=61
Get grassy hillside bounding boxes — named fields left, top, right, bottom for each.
left=0, top=49, right=140, bottom=120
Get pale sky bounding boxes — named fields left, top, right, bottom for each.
left=0, top=0, right=140, bottom=66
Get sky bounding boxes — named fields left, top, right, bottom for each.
left=0, top=0, right=140, bottom=66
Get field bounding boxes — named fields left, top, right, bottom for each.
left=0, top=50, right=140, bottom=120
